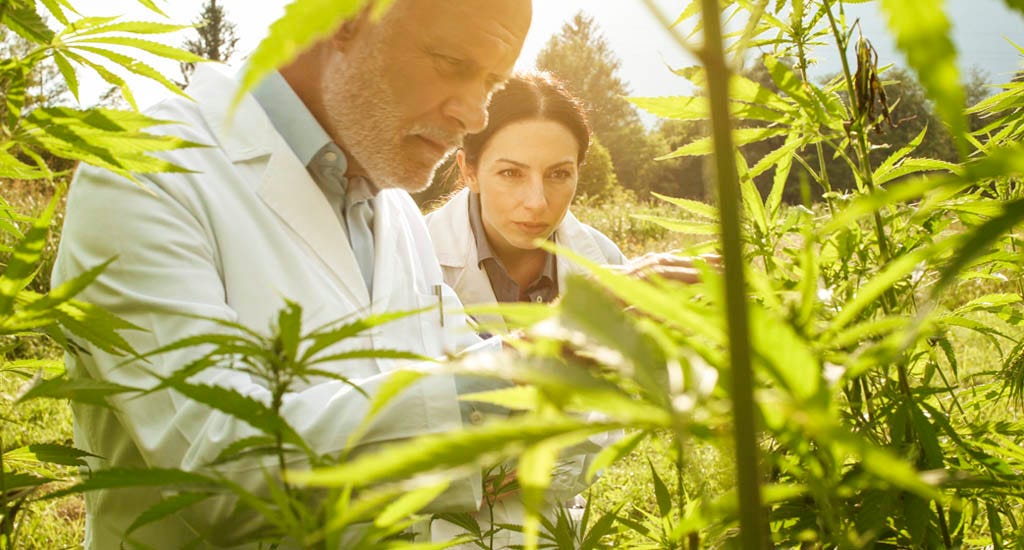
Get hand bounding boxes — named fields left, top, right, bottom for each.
left=614, top=252, right=722, bottom=284
left=482, top=468, right=519, bottom=507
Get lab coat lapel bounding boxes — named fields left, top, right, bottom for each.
left=370, top=192, right=397, bottom=307
left=554, top=210, right=607, bottom=291
left=434, top=190, right=504, bottom=329
left=192, top=65, right=370, bottom=306
left=258, top=151, right=370, bottom=305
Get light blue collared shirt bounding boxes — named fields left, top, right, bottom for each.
left=252, top=71, right=377, bottom=291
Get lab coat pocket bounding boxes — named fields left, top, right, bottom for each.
left=415, top=285, right=460, bottom=358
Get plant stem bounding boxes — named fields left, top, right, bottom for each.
left=697, top=0, right=767, bottom=547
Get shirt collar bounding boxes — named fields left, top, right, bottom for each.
left=251, top=70, right=332, bottom=167
left=467, top=191, right=556, bottom=282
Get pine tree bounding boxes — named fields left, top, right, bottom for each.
left=536, top=12, right=657, bottom=196
left=180, top=0, right=240, bottom=86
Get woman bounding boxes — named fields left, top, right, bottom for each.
left=425, top=72, right=623, bottom=548
left=426, top=73, right=626, bottom=333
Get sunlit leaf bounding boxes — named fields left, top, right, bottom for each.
left=236, top=0, right=395, bottom=107
left=879, top=0, right=967, bottom=155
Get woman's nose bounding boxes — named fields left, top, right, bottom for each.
left=521, top=176, right=547, bottom=211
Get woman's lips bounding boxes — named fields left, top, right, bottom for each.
left=514, top=222, right=549, bottom=236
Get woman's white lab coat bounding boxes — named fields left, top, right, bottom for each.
left=425, top=188, right=626, bottom=332
left=424, top=188, right=626, bottom=548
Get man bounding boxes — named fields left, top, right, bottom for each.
left=51, top=0, right=532, bottom=547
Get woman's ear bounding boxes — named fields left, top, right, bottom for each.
left=456, top=150, right=480, bottom=193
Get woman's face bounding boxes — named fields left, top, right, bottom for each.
left=462, top=118, right=580, bottom=255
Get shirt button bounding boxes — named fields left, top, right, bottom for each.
left=324, top=151, right=338, bottom=162
left=534, top=295, right=543, bottom=303
left=469, top=410, right=484, bottom=425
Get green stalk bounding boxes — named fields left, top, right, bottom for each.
left=698, top=0, right=767, bottom=547
left=822, top=3, right=953, bottom=544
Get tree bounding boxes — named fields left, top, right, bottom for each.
left=577, top=137, right=617, bottom=199
left=536, top=12, right=658, bottom=197
left=180, top=0, right=240, bottom=85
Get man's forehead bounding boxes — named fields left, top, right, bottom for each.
left=394, top=0, right=531, bottom=49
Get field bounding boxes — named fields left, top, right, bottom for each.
left=5, top=0, right=1024, bottom=548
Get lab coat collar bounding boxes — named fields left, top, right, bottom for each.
left=428, top=187, right=610, bottom=301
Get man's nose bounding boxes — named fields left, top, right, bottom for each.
left=442, top=83, right=490, bottom=134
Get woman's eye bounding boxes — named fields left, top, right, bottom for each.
left=549, top=169, right=573, bottom=180
left=498, top=169, right=521, bottom=178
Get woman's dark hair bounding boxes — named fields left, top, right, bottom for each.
left=461, top=72, right=591, bottom=167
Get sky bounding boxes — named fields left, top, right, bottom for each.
left=73, top=0, right=1024, bottom=116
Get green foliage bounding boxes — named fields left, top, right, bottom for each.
left=577, top=137, right=617, bottom=201
left=536, top=12, right=660, bottom=197
left=7, top=0, right=1024, bottom=548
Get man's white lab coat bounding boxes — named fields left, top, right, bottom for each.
left=52, top=65, right=490, bottom=549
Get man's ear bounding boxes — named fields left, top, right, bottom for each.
left=456, top=150, right=480, bottom=193
left=330, top=9, right=372, bottom=52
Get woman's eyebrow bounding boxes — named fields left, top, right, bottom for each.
left=493, top=158, right=529, bottom=168
left=545, top=160, right=576, bottom=170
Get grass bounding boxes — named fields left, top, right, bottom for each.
left=1, top=340, right=83, bottom=550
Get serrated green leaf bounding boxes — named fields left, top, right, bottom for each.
left=874, top=125, right=928, bottom=181
left=70, top=36, right=206, bottom=63
left=3, top=444, right=101, bottom=467
left=52, top=52, right=79, bottom=101
left=163, top=381, right=312, bottom=456
left=207, top=435, right=278, bottom=467
left=73, top=45, right=189, bottom=99
left=933, top=198, right=1024, bottom=297
left=519, top=441, right=560, bottom=550
left=460, top=385, right=538, bottom=412
left=2, top=1, right=55, bottom=43
left=587, top=430, right=646, bottom=482
left=0, top=150, right=50, bottom=180
left=659, top=127, right=788, bottom=159
left=71, top=20, right=191, bottom=37
left=292, top=415, right=615, bottom=488
left=0, top=358, right=64, bottom=377
left=126, top=492, right=215, bottom=536
left=0, top=200, right=54, bottom=315
left=561, top=275, right=668, bottom=405
left=38, top=0, right=70, bottom=25
left=301, top=308, right=422, bottom=361
left=374, top=480, right=449, bottom=528
left=631, top=215, right=719, bottom=235
left=62, top=49, right=137, bottom=110
left=236, top=0, right=394, bottom=107
left=132, top=0, right=168, bottom=17
left=26, top=258, right=114, bottom=313
left=45, top=468, right=219, bottom=500
left=830, top=241, right=950, bottom=331
left=648, top=458, right=673, bottom=520
left=651, top=192, right=718, bottom=219
left=17, top=376, right=139, bottom=408
left=750, top=303, right=820, bottom=402
left=51, top=298, right=140, bottom=356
